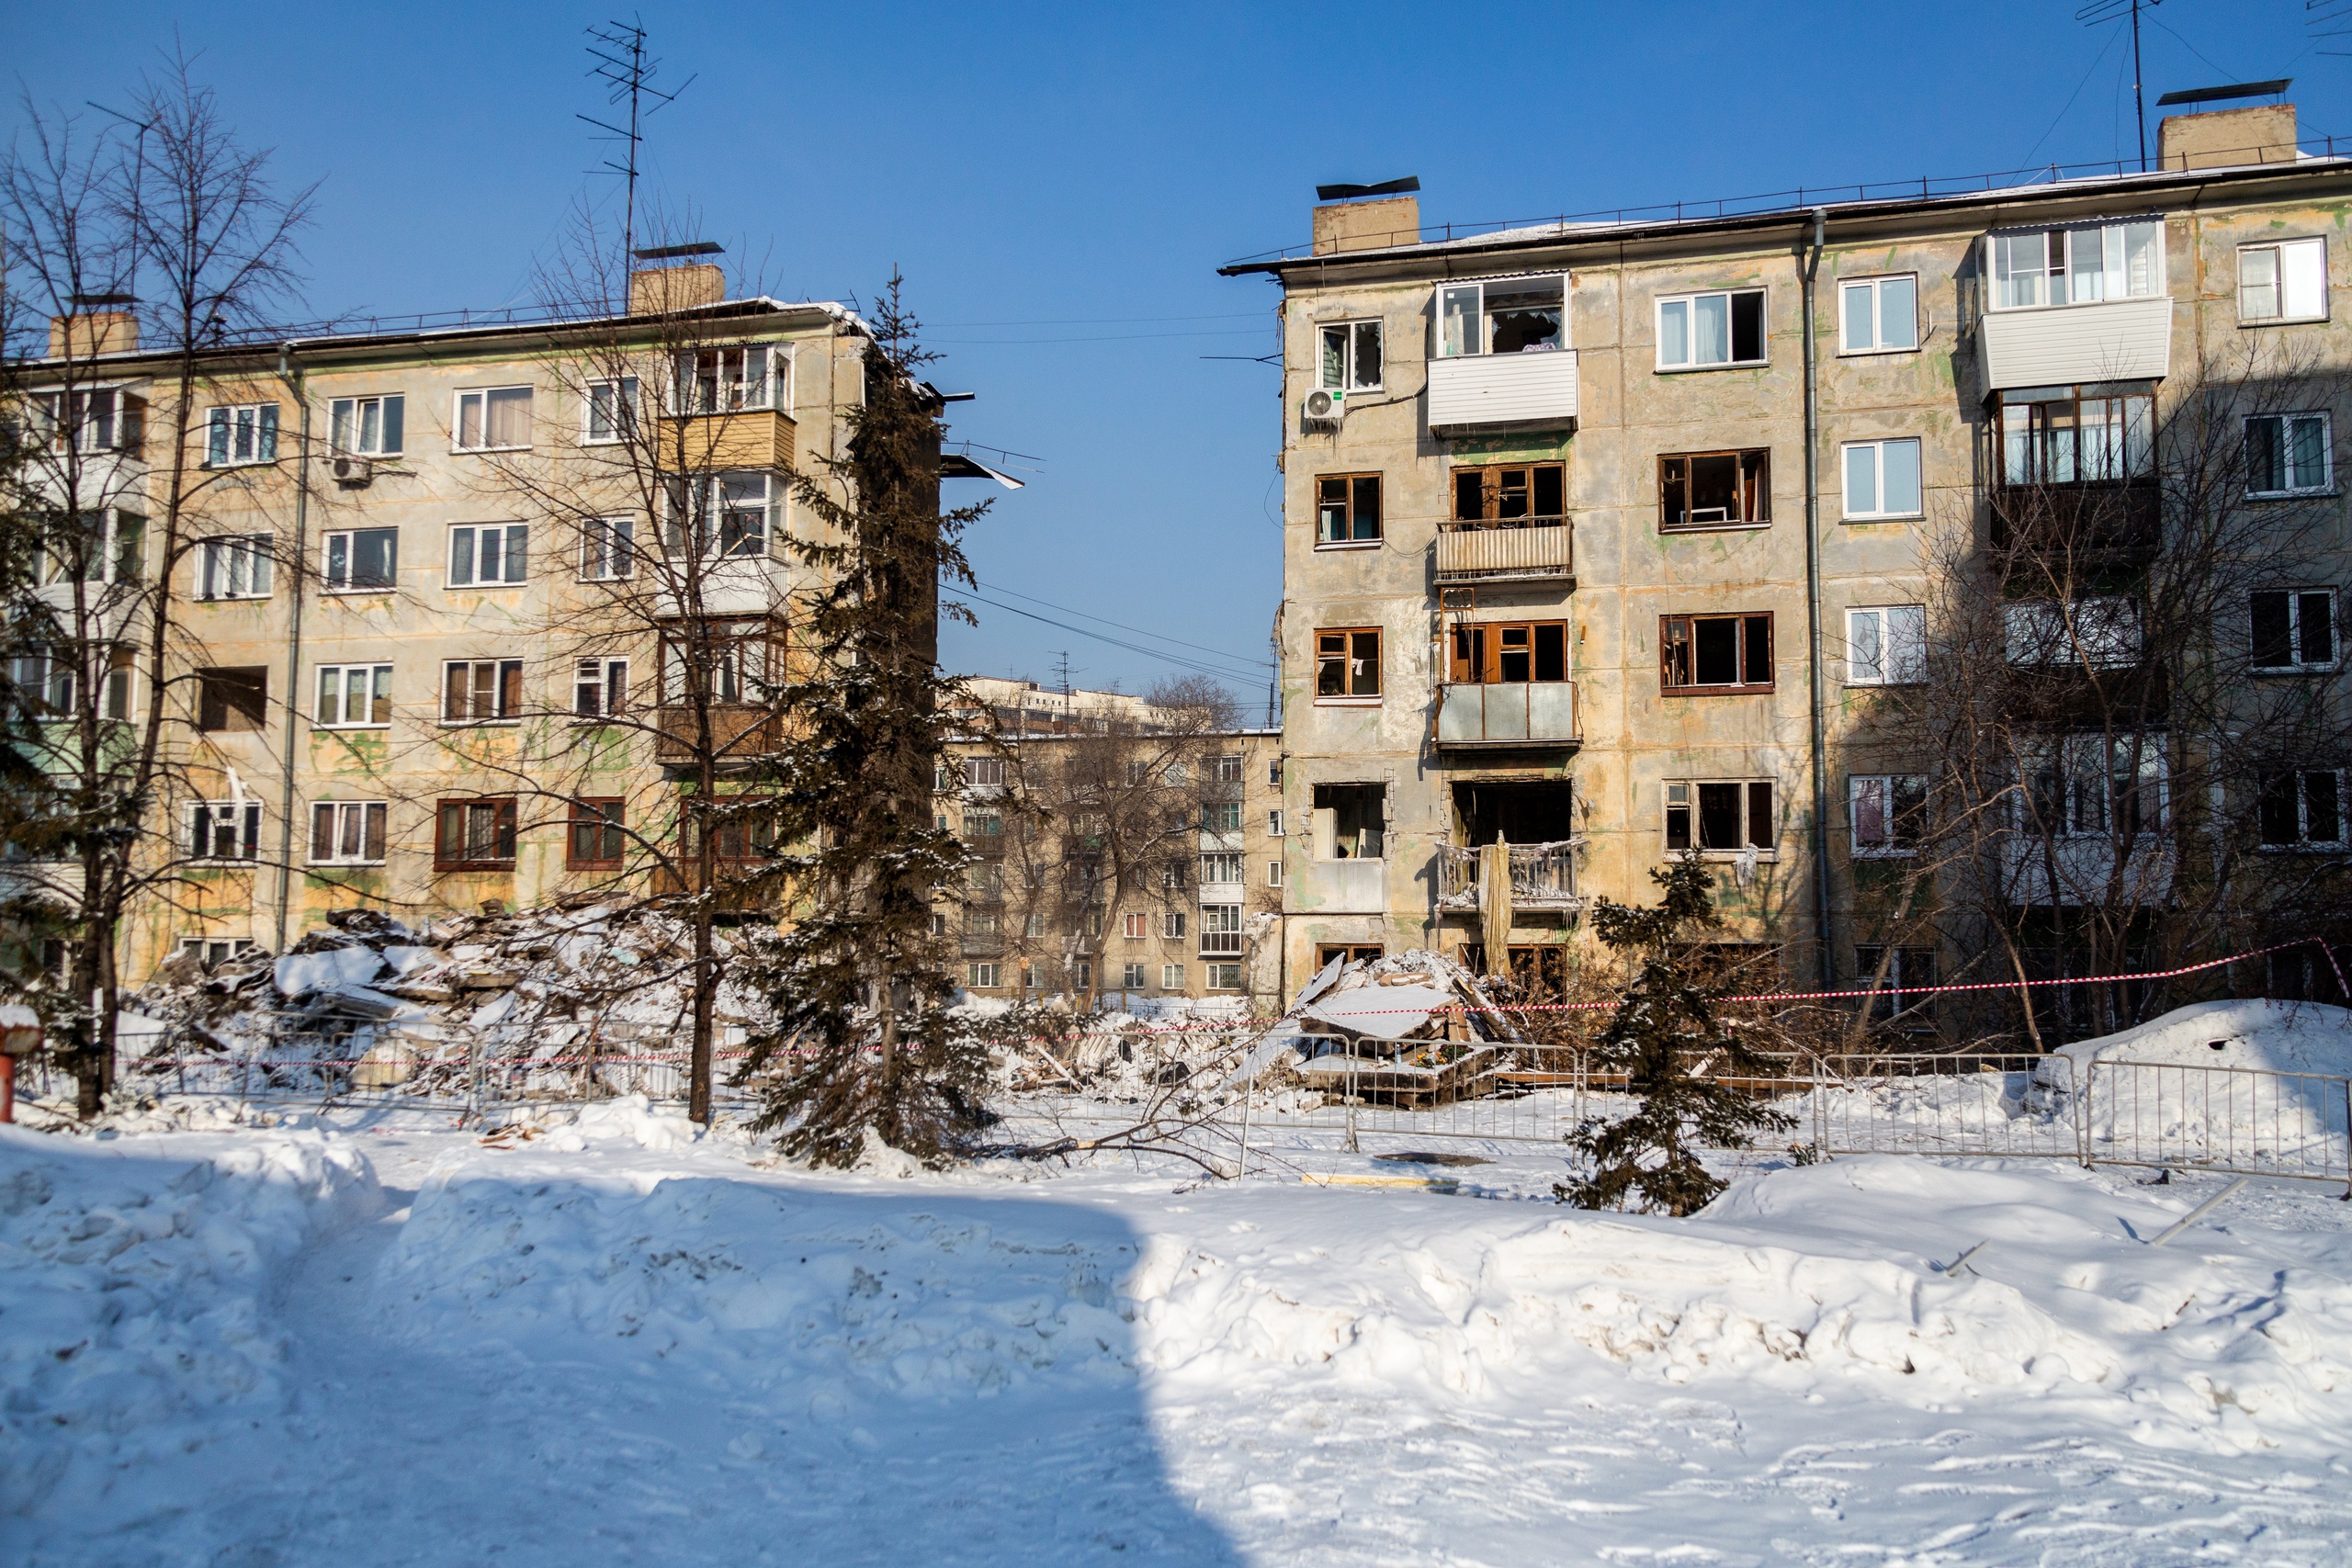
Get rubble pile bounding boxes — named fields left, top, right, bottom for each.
left=129, top=903, right=774, bottom=1097
left=1271, top=948, right=1529, bottom=1107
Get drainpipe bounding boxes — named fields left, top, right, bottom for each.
left=273, top=345, right=311, bottom=954
left=1800, top=210, right=1835, bottom=992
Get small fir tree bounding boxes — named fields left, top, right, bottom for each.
left=741, top=275, right=995, bottom=1166
left=1559, top=852, right=1792, bottom=1215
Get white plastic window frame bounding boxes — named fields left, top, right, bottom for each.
left=1432, top=273, right=1568, bottom=359
left=1844, top=604, right=1927, bottom=686
left=1653, top=288, right=1768, bottom=371
left=1839, top=438, right=1925, bottom=520
left=2245, top=411, right=2334, bottom=498
left=328, top=394, right=404, bottom=457
left=314, top=662, right=393, bottom=729
left=197, top=534, right=273, bottom=602
left=2237, top=236, right=2329, bottom=325
left=2261, top=768, right=2349, bottom=850
left=186, top=800, right=263, bottom=863
left=579, top=516, right=636, bottom=581
left=582, top=377, right=640, bottom=445
left=1836, top=274, right=1920, bottom=355
left=1849, top=773, right=1928, bottom=858
left=1160, top=963, right=1185, bottom=990
left=321, top=527, right=398, bottom=594
left=205, top=402, right=278, bottom=468
left=1984, top=219, right=2165, bottom=312
left=1316, top=319, right=1385, bottom=391
left=451, top=385, right=535, bottom=453
left=447, top=523, right=530, bottom=588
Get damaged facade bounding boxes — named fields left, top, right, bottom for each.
left=1228, top=104, right=2352, bottom=998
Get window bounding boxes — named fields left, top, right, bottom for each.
left=584, top=378, right=639, bottom=443
left=1434, top=275, right=1566, bottom=357
left=41, top=509, right=144, bottom=587
left=2238, top=237, right=2327, bottom=324
left=1268, top=808, right=1284, bottom=836
left=187, top=801, right=262, bottom=862
left=2016, top=734, right=2167, bottom=838
left=1269, top=758, right=1283, bottom=788
left=1846, top=604, right=1926, bottom=685
left=1656, top=288, right=1765, bottom=369
left=1072, top=961, right=1092, bottom=992
left=2247, top=413, right=2332, bottom=496
left=967, top=810, right=1004, bottom=838
left=205, top=403, right=278, bottom=467
left=1664, top=780, right=1775, bottom=853
left=665, top=472, right=773, bottom=558
left=2252, top=590, right=2336, bottom=671
left=1449, top=621, right=1569, bottom=684
left=658, top=621, right=776, bottom=707
left=328, top=395, right=403, bottom=456
left=453, top=386, right=533, bottom=451
left=1839, top=439, right=1923, bottom=520
left=1850, top=775, right=1928, bottom=856
left=1838, top=275, right=1919, bottom=354
left=1453, top=462, right=1566, bottom=524
left=1311, top=782, right=1385, bottom=860
left=1854, top=947, right=1939, bottom=1022
left=435, top=797, right=518, bottom=868
left=581, top=517, right=636, bottom=581
left=1317, top=320, right=1384, bottom=390
left=315, top=663, right=392, bottom=728
left=196, top=667, right=268, bottom=733
left=1216, top=755, right=1244, bottom=784
left=568, top=798, right=626, bottom=867
left=1204, top=801, right=1242, bottom=834
left=1657, top=450, right=1768, bottom=530
left=1317, top=943, right=1385, bottom=967
left=1123, top=962, right=1148, bottom=989
left=572, top=658, right=628, bottom=718
left=674, top=344, right=775, bottom=413
left=2259, top=770, right=2346, bottom=849
left=1997, top=386, right=2153, bottom=484
left=310, top=801, right=388, bottom=865
left=1205, top=963, right=1244, bottom=990
left=1986, top=220, right=2163, bottom=310
left=1266, top=859, right=1283, bottom=887
left=448, top=524, right=528, bottom=587
left=198, top=535, right=272, bottom=601
left=1315, top=473, right=1382, bottom=545
left=1160, top=963, right=1185, bottom=989
left=1661, top=614, right=1772, bottom=693
left=1201, top=852, right=1243, bottom=885
left=2005, top=597, right=2141, bottom=669
left=38, top=387, right=140, bottom=453
left=1200, top=905, right=1243, bottom=956
left=323, top=527, right=398, bottom=592
left=967, top=963, right=1002, bottom=989
left=175, top=937, right=254, bottom=968
left=1123, top=912, right=1148, bottom=940
left=102, top=647, right=133, bottom=721
left=9, top=649, right=77, bottom=715
left=964, top=756, right=1006, bottom=788
left=1315, top=627, right=1381, bottom=699
left=967, top=910, right=1001, bottom=941
left=1160, top=911, right=1187, bottom=940
left=442, top=659, right=525, bottom=723
left=968, top=862, right=1002, bottom=897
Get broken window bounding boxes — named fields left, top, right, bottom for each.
left=1656, top=288, right=1766, bottom=369
left=1849, top=774, right=1928, bottom=856
left=1660, top=614, right=1773, bottom=692
left=1997, top=386, right=2154, bottom=485
left=1855, top=946, right=1939, bottom=1022
left=1987, top=220, right=2163, bottom=310
left=323, top=527, right=399, bottom=592
left=2239, top=237, right=2327, bottom=324
left=1316, top=473, right=1383, bottom=544
left=1658, top=450, right=1769, bottom=529
left=442, top=659, right=525, bottom=723
left=1316, top=943, right=1385, bottom=967
left=187, top=800, right=263, bottom=862
left=1664, top=780, right=1774, bottom=852
left=572, top=658, right=628, bottom=718
left=1452, top=462, right=1565, bottom=524
left=435, top=796, right=517, bottom=868
left=1448, top=621, right=1568, bottom=684
left=1310, top=782, right=1385, bottom=861
left=1434, top=275, right=1566, bottom=357
left=1317, top=321, right=1384, bottom=390
left=2251, top=590, right=2336, bottom=670
left=2014, top=733, right=2166, bottom=839
left=2259, top=770, right=2346, bottom=848
left=311, top=801, right=388, bottom=865
left=1314, top=627, right=1381, bottom=699
left=197, top=667, right=269, bottom=732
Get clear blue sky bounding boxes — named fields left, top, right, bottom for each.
left=7, top=1, right=2335, bottom=705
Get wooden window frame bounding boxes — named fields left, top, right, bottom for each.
left=1663, top=779, right=1777, bottom=856
left=1314, top=626, right=1382, bottom=702
left=1315, top=472, right=1383, bottom=547
left=1660, top=613, right=1774, bottom=694
left=1316, top=942, right=1385, bottom=967
left=568, top=797, right=627, bottom=869
left=434, top=796, right=518, bottom=870
left=1448, top=620, right=1569, bottom=685
left=1450, top=461, right=1566, bottom=525
left=1658, top=449, right=1770, bottom=531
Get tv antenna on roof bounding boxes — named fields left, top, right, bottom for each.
left=581, top=18, right=695, bottom=265
left=2075, top=0, right=2161, bottom=172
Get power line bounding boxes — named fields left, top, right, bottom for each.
left=930, top=310, right=1264, bottom=328
left=957, top=592, right=1269, bottom=686
left=970, top=578, right=1272, bottom=668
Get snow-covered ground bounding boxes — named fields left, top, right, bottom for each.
left=7, top=1093, right=2352, bottom=1566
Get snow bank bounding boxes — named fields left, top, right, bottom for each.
left=2057, top=998, right=2352, bottom=1077
left=0, top=1126, right=380, bottom=1517
left=2050, top=1000, right=2352, bottom=1168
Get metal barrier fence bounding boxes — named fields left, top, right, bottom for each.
left=2079, top=1058, right=2351, bottom=1187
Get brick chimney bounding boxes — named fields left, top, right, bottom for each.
left=628, top=263, right=727, bottom=315
left=2159, top=102, right=2298, bottom=171
left=48, top=310, right=139, bottom=358
left=1311, top=194, right=1421, bottom=257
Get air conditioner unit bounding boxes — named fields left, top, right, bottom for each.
left=329, top=455, right=373, bottom=486
left=1301, top=387, right=1344, bottom=427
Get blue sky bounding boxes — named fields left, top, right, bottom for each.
left=7, top=1, right=2336, bottom=705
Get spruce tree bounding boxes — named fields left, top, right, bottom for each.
left=741, top=275, right=994, bottom=1166
left=1559, top=852, right=1792, bottom=1215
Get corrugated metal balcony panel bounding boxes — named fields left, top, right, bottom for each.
left=1427, top=349, right=1577, bottom=434
left=1434, top=522, right=1572, bottom=584
left=1978, top=298, right=2173, bottom=391
left=1434, top=682, right=1579, bottom=749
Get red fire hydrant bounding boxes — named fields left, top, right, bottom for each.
left=0, top=1005, right=43, bottom=1124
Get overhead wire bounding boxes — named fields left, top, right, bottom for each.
left=954, top=589, right=1271, bottom=687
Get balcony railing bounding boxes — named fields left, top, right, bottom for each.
left=655, top=704, right=779, bottom=763
left=1435, top=520, right=1573, bottom=585
left=1427, top=349, right=1578, bottom=434
left=1434, top=682, right=1579, bottom=749
left=1436, top=841, right=1581, bottom=911
left=661, top=406, right=797, bottom=472
left=1990, top=480, right=2159, bottom=561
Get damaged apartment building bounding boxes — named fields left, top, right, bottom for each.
left=16, top=255, right=1001, bottom=982
left=1225, top=99, right=2352, bottom=1001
